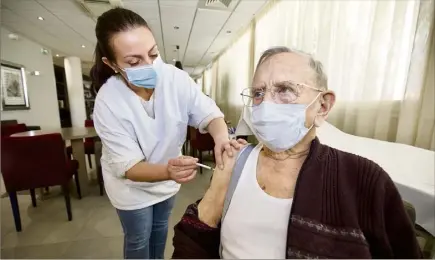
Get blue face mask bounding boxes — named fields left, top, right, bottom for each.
left=251, top=93, right=321, bottom=152
left=122, top=63, right=157, bottom=89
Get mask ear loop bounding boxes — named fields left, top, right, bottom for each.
left=306, top=92, right=323, bottom=130
left=113, top=63, right=125, bottom=74
left=113, top=64, right=136, bottom=91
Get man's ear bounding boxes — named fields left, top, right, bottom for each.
left=102, top=57, right=118, bottom=73
left=320, top=91, right=336, bottom=118
left=314, top=91, right=335, bottom=127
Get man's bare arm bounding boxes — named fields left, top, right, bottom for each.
left=198, top=146, right=240, bottom=227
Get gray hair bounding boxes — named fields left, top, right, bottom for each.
left=257, top=46, right=328, bottom=90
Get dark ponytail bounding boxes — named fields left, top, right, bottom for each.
left=91, top=43, right=116, bottom=93
left=91, top=7, right=150, bottom=92
left=175, top=61, right=183, bottom=70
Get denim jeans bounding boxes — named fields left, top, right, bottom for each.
left=116, top=196, right=176, bottom=259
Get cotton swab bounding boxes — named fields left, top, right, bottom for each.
left=196, top=163, right=215, bottom=171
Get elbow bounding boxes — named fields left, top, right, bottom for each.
left=124, top=161, right=144, bottom=181
left=124, top=170, right=135, bottom=181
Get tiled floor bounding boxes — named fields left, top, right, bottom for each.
left=1, top=164, right=213, bottom=259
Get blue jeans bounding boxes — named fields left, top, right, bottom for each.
left=116, top=196, right=176, bottom=259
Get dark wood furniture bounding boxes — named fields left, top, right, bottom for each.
left=54, top=65, right=72, bottom=128
left=83, top=75, right=96, bottom=120
left=1, top=120, right=41, bottom=131
left=12, top=127, right=103, bottom=197
left=189, top=127, right=215, bottom=174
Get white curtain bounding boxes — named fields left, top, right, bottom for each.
left=203, top=66, right=212, bottom=96
left=396, top=0, right=435, bottom=150
left=196, top=76, right=203, bottom=92
left=214, top=28, right=253, bottom=126
left=204, top=0, right=434, bottom=150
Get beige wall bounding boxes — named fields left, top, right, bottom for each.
left=1, top=27, right=60, bottom=129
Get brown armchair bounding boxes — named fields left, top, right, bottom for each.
left=1, top=120, right=41, bottom=131
left=1, top=133, right=80, bottom=231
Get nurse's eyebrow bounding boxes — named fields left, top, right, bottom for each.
left=149, top=44, right=158, bottom=53
left=123, top=54, right=142, bottom=59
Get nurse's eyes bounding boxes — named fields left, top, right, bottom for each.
left=126, top=58, right=140, bottom=67
left=125, top=53, right=158, bottom=66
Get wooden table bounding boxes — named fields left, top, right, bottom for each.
left=11, top=127, right=102, bottom=197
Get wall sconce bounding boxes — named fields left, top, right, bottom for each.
left=41, top=48, right=49, bottom=55
left=30, top=71, right=41, bottom=76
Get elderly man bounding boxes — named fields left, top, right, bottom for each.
left=172, top=47, right=422, bottom=259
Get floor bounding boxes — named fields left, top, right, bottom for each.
left=0, top=159, right=214, bottom=259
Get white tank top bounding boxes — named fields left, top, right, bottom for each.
left=221, top=144, right=293, bottom=259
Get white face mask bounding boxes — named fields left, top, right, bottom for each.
left=251, top=94, right=321, bottom=152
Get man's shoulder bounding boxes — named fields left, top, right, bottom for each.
left=319, top=143, right=390, bottom=183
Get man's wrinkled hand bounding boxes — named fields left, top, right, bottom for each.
left=213, top=136, right=247, bottom=170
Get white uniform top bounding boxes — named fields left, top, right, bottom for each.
left=221, top=144, right=293, bottom=259
left=93, top=57, right=224, bottom=210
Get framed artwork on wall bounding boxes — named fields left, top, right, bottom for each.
left=0, top=61, right=30, bottom=111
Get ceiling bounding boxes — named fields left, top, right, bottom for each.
left=1, top=0, right=268, bottom=77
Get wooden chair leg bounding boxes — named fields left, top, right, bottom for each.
left=186, top=140, right=190, bottom=155
left=9, top=191, right=22, bottom=232
left=61, top=184, right=72, bottom=221
left=87, top=154, right=93, bottom=168
left=199, top=151, right=203, bottom=174
left=74, top=172, right=82, bottom=200
left=30, top=189, right=37, bottom=207
left=190, top=143, right=195, bottom=157
left=97, top=166, right=104, bottom=196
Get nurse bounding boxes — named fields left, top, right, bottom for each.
left=91, top=7, right=241, bottom=259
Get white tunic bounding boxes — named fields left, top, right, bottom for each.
left=221, top=144, right=293, bottom=259
left=93, top=57, right=224, bottom=210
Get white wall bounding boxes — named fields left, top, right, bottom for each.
left=64, top=56, right=86, bottom=127
left=1, top=27, right=60, bottom=129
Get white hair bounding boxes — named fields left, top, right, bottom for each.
left=257, top=46, right=328, bottom=90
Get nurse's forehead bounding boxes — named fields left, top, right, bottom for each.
left=253, top=52, right=314, bottom=85
left=111, top=27, right=156, bottom=53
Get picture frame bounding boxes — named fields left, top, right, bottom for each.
left=1, top=60, right=30, bottom=111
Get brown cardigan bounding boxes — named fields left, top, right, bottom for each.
left=172, top=139, right=422, bottom=259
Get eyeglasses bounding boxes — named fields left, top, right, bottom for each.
left=240, top=81, right=322, bottom=107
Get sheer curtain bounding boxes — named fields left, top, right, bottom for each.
left=203, top=61, right=219, bottom=100
left=213, top=27, right=253, bottom=126
left=203, top=0, right=434, bottom=150
left=196, top=76, right=203, bottom=92
left=396, top=0, right=435, bottom=150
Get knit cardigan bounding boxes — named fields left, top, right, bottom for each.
left=172, top=138, right=422, bottom=259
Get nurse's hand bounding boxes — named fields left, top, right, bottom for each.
left=214, top=137, right=248, bottom=170
left=167, top=156, right=198, bottom=183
